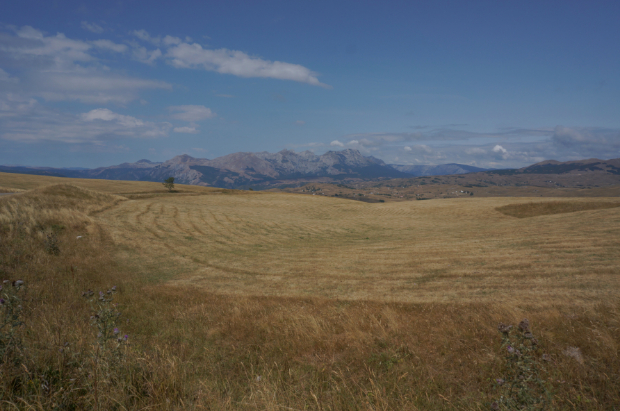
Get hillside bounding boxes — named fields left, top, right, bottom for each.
left=282, top=157, right=620, bottom=201
left=0, top=175, right=619, bottom=408
left=390, top=163, right=489, bottom=176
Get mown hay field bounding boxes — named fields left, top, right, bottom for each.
left=101, top=190, right=620, bottom=306
left=1, top=174, right=620, bottom=410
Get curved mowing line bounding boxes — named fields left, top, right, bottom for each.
left=206, top=209, right=268, bottom=246
left=135, top=202, right=153, bottom=223
left=170, top=205, right=195, bottom=237
left=160, top=240, right=267, bottom=277
left=196, top=209, right=241, bottom=246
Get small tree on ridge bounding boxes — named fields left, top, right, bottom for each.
left=163, top=177, right=175, bottom=192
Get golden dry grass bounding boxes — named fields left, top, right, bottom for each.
left=0, top=171, right=223, bottom=196
left=99, top=193, right=620, bottom=307
left=1, top=177, right=619, bottom=409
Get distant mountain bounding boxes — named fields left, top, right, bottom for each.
left=389, top=163, right=490, bottom=176
left=0, top=166, right=68, bottom=177
left=154, top=149, right=411, bottom=188
left=4, top=154, right=619, bottom=190
left=485, top=158, right=620, bottom=176
left=0, top=149, right=411, bottom=189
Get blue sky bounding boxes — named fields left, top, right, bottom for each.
left=1, top=0, right=619, bottom=168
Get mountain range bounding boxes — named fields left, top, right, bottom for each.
left=389, top=163, right=489, bottom=176
left=0, top=149, right=492, bottom=189
left=5, top=149, right=616, bottom=190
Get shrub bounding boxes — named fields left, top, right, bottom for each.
left=0, top=280, right=25, bottom=366
left=492, top=319, right=551, bottom=410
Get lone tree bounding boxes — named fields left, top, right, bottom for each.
left=163, top=177, right=175, bottom=192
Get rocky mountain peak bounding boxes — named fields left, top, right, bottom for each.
left=167, top=154, right=199, bottom=164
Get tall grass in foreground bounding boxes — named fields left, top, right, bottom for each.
left=0, top=185, right=619, bottom=409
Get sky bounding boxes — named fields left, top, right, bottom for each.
left=1, top=0, right=619, bottom=169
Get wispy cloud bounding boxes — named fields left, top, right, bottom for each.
left=130, top=44, right=162, bottom=65
left=0, top=69, right=19, bottom=84
left=1, top=101, right=170, bottom=144
left=92, top=39, right=127, bottom=53
left=173, top=126, right=198, bottom=133
left=131, top=29, right=160, bottom=44
left=168, top=105, right=216, bottom=122
left=326, top=125, right=620, bottom=168
left=0, top=26, right=171, bottom=104
left=81, top=21, right=104, bottom=34
left=165, top=42, right=331, bottom=88
left=126, top=29, right=331, bottom=87
left=552, top=126, right=620, bottom=152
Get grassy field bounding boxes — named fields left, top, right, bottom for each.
left=1, top=173, right=619, bottom=409
left=104, top=189, right=620, bottom=307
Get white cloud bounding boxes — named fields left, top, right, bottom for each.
left=415, top=144, right=432, bottom=153
left=347, top=139, right=359, bottom=145
left=173, top=126, right=198, bottom=133
left=0, top=93, right=37, bottom=118
left=165, top=42, right=331, bottom=88
left=27, top=72, right=170, bottom=104
left=552, top=126, right=619, bottom=148
left=0, top=69, right=19, bottom=84
left=7, top=26, right=93, bottom=67
left=168, top=105, right=215, bottom=122
left=330, top=126, right=620, bottom=168
left=163, top=35, right=182, bottom=45
left=132, top=46, right=162, bottom=65
left=330, top=140, right=344, bottom=147
left=81, top=21, right=104, bottom=34
left=465, top=147, right=487, bottom=155
left=132, top=29, right=160, bottom=44
left=0, top=27, right=171, bottom=104
left=404, top=146, right=412, bottom=151
left=92, top=39, right=127, bottom=53
left=1, top=102, right=170, bottom=144
left=82, top=108, right=144, bottom=127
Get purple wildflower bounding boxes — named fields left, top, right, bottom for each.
left=124, top=335, right=128, bottom=341
left=113, top=327, right=119, bottom=335
left=0, top=298, right=5, bottom=305
left=507, top=345, right=515, bottom=354
left=496, top=378, right=505, bottom=386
